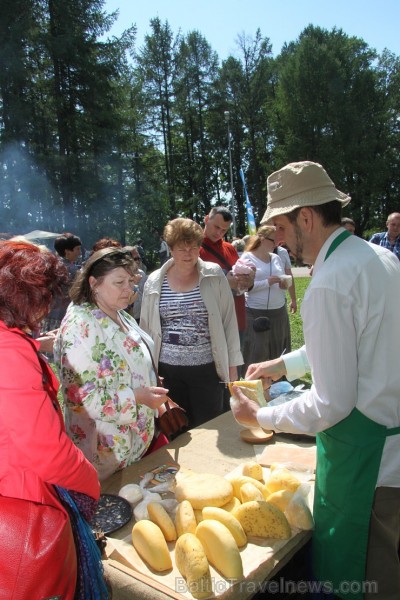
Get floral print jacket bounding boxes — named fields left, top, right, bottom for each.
left=54, top=303, right=156, bottom=481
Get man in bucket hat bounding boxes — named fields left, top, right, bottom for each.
left=231, top=161, right=400, bottom=600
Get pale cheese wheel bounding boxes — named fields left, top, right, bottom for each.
left=175, top=473, right=233, bottom=509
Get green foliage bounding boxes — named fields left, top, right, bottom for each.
left=1, top=10, right=400, bottom=244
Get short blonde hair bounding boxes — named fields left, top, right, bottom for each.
left=246, top=225, right=276, bottom=252
left=163, top=218, right=203, bottom=249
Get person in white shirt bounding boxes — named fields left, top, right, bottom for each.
left=240, top=225, right=291, bottom=372
left=159, top=235, right=170, bottom=265
left=274, top=244, right=297, bottom=313
left=230, top=161, right=400, bottom=600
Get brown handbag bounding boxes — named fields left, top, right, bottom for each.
left=156, top=396, right=188, bottom=439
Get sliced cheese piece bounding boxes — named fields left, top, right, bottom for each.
left=266, top=489, right=294, bottom=513
left=265, top=466, right=301, bottom=495
left=225, top=474, right=266, bottom=500
left=233, top=500, right=291, bottom=539
left=240, top=481, right=265, bottom=503
left=228, top=379, right=267, bottom=406
left=242, top=461, right=264, bottom=481
left=220, top=496, right=242, bottom=513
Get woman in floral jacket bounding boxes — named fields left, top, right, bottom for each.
left=54, top=248, right=169, bottom=481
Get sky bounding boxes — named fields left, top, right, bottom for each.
left=102, top=0, right=400, bottom=59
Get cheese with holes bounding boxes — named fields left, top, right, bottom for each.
left=175, top=533, right=212, bottom=599
left=233, top=500, right=291, bottom=539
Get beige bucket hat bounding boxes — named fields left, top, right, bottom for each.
left=261, top=161, right=351, bottom=224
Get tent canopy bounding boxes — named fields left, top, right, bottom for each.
left=23, top=230, right=61, bottom=240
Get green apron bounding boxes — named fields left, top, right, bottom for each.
left=312, top=230, right=400, bottom=598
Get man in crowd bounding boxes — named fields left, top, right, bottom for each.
left=159, top=234, right=170, bottom=265
left=42, top=233, right=82, bottom=331
left=369, top=211, right=400, bottom=260
left=125, top=245, right=147, bottom=324
left=199, top=207, right=254, bottom=345
left=230, top=161, right=400, bottom=600
left=341, top=216, right=356, bottom=234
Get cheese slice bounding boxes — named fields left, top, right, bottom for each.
left=228, top=379, right=267, bottom=407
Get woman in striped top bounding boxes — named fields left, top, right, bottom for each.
left=141, top=218, right=243, bottom=429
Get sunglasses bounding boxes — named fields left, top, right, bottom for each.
left=88, top=248, right=134, bottom=273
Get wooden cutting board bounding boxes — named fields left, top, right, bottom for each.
left=239, top=427, right=274, bottom=444
left=258, top=442, right=317, bottom=472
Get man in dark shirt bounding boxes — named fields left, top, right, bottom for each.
left=42, top=233, right=82, bottom=331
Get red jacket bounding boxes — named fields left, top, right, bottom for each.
left=0, top=321, right=100, bottom=510
left=200, top=237, right=246, bottom=331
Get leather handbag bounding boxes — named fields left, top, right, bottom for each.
left=156, top=396, right=188, bottom=440
left=0, top=495, right=77, bottom=600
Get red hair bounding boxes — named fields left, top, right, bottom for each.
left=0, top=241, right=69, bottom=330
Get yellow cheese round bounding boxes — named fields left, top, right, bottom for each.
left=175, top=473, right=233, bottom=509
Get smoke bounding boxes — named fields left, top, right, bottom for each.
left=0, top=142, right=65, bottom=234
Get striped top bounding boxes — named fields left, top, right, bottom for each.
left=159, top=278, right=213, bottom=366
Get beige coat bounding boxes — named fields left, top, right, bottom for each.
left=140, top=258, right=243, bottom=382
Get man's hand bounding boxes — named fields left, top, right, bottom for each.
left=230, top=385, right=260, bottom=428
left=245, top=357, right=287, bottom=389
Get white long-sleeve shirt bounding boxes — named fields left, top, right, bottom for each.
left=257, top=228, right=400, bottom=487
left=242, top=251, right=286, bottom=309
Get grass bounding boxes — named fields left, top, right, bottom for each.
left=289, top=276, right=312, bottom=387
left=289, top=277, right=310, bottom=350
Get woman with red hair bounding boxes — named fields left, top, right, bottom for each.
left=0, top=241, right=106, bottom=599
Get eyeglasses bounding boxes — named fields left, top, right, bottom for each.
left=173, top=246, right=200, bottom=253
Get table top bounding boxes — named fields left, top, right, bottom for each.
left=101, top=411, right=314, bottom=600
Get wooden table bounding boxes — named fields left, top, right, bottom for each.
left=101, top=411, right=314, bottom=599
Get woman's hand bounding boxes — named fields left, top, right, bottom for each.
left=134, top=386, right=169, bottom=410
left=267, top=275, right=281, bottom=286
left=228, top=366, right=238, bottom=382
left=37, top=329, right=58, bottom=353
